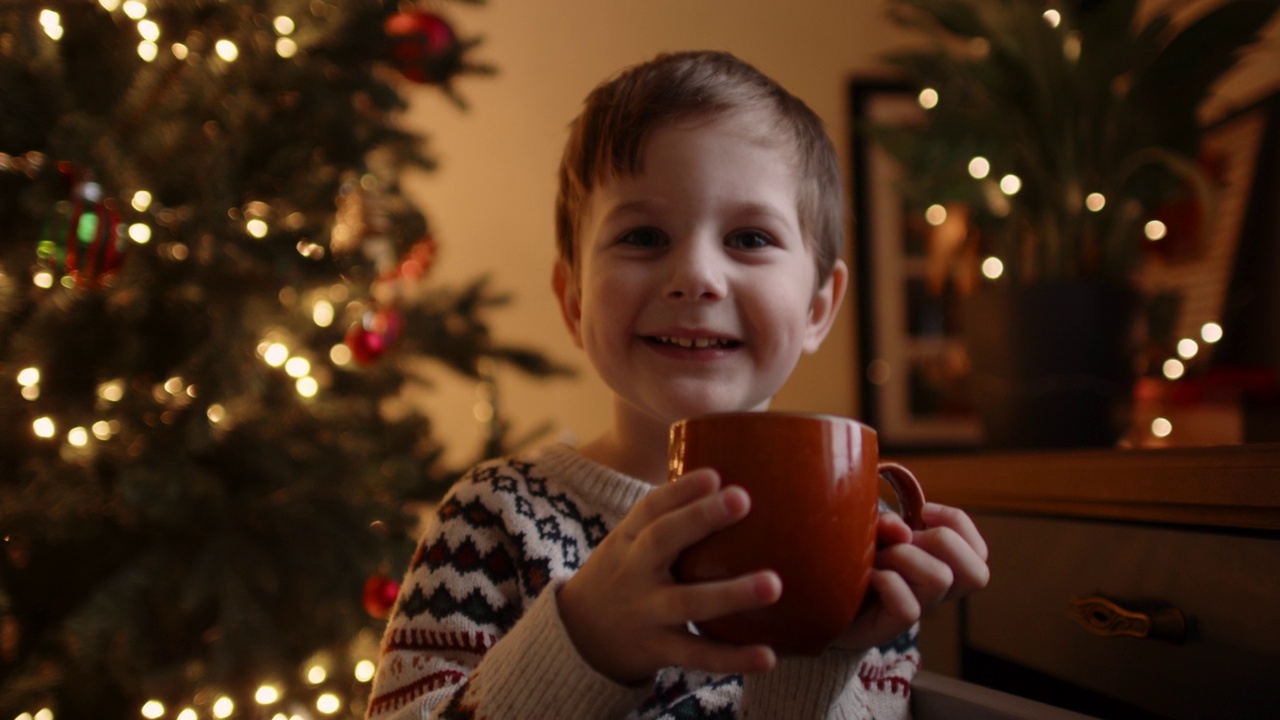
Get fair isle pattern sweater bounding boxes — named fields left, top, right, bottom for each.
left=366, top=444, right=918, bottom=720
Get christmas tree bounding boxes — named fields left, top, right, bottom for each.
left=0, top=1, right=567, bottom=718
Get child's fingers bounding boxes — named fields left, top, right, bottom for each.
left=617, top=468, right=721, bottom=540
left=637, top=484, right=751, bottom=564
left=875, top=511, right=913, bottom=547
left=663, top=633, right=777, bottom=677
left=655, top=570, right=781, bottom=625
left=911, top=524, right=991, bottom=601
left=921, top=502, right=989, bottom=561
left=877, top=542, right=953, bottom=611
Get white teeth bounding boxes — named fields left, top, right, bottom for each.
left=656, top=336, right=732, bottom=349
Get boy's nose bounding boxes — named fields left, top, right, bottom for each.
left=664, top=239, right=727, bottom=301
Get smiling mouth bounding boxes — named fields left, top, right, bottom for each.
left=649, top=336, right=742, bottom=350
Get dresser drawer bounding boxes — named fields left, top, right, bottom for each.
left=967, top=513, right=1280, bottom=719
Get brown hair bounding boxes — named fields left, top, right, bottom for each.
left=554, top=50, right=845, bottom=284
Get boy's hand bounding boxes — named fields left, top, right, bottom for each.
left=558, top=469, right=781, bottom=685
left=832, top=502, right=989, bottom=652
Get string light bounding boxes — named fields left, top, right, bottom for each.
left=246, top=219, right=269, bottom=238
left=207, top=404, right=227, bottom=424
left=313, top=300, right=335, bottom=327
left=999, top=174, right=1022, bottom=195
left=1177, top=338, right=1199, bottom=359
left=277, top=37, right=299, bottom=58
left=315, top=693, right=341, bottom=715
left=129, top=223, right=153, bottom=244
left=39, top=10, right=63, bottom=40
left=17, top=367, right=40, bottom=387
left=924, top=204, right=947, bottom=226
left=285, top=357, right=311, bottom=378
left=355, top=659, right=377, bottom=682
left=33, top=271, right=55, bottom=289
left=122, top=1, right=147, bottom=20
left=172, top=43, right=190, bottom=60
left=296, top=376, right=319, bottom=397
left=274, top=16, right=296, bottom=35
left=141, top=700, right=165, bottom=719
left=330, top=343, right=353, bottom=366
left=1151, top=417, right=1173, bottom=438
left=264, top=343, right=289, bottom=367
left=132, top=190, right=153, bottom=211
left=1085, top=192, right=1106, bottom=211
left=917, top=87, right=939, bottom=109
left=1043, top=9, right=1062, bottom=27
left=92, top=421, right=114, bottom=440
left=967, top=156, right=990, bottom=179
left=1163, top=358, right=1186, bottom=380
left=1201, top=322, right=1224, bottom=343
left=33, top=417, right=56, bottom=438
left=99, top=379, right=125, bottom=402
left=255, top=685, right=281, bottom=704
left=138, top=19, right=160, bottom=41
left=176, top=710, right=198, bottom=720
left=215, top=39, right=239, bottom=62
left=212, top=696, right=234, bottom=719
left=99, top=0, right=122, bottom=12
left=307, top=665, right=327, bottom=684
left=981, top=257, right=1004, bottom=280
left=67, top=427, right=89, bottom=447
left=1144, top=219, right=1167, bottom=240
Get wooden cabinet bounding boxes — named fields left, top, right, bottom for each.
left=900, top=443, right=1280, bottom=719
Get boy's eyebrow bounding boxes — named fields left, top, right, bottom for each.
left=600, top=198, right=794, bottom=226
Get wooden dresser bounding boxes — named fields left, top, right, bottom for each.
left=898, top=443, right=1280, bottom=719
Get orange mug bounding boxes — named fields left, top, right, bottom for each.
left=668, top=411, right=926, bottom=655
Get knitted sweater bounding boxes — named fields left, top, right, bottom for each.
left=366, top=444, right=918, bottom=720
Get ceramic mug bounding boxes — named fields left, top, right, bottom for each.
left=668, top=411, right=926, bottom=655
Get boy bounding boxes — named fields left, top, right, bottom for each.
left=366, top=50, right=988, bottom=719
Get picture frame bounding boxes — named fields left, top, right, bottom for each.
left=848, top=79, right=982, bottom=453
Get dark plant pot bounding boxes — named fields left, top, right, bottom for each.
left=962, top=281, right=1141, bottom=449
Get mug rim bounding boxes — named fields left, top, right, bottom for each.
left=671, top=410, right=874, bottom=431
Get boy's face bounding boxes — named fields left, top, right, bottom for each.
left=553, top=113, right=847, bottom=431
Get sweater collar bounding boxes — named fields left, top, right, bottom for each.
left=533, top=444, right=655, bottom=522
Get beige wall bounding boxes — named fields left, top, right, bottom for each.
left=397, top=0, right=1280, bottom=468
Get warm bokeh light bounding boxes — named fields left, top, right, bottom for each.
left=924, top=204, right=947, bottom=226
left=330, top=343, right=353, bottom=366
left=34, top=270, right=55, bottom=289
left=981, top=256, right=1004, bottom=280
left=255, top=685, right=281, bottom=704
left=247, top=219, right=269, bottom=238
left=1163, top=358, right=1186, bottom=380
left=215, top=39, right=239, bottom=62
left=967, top=156, right=990, bottom=179
left=67, top=427, right=89, bottom=447
left=123, top=1, right=147, bottom=20
left=129, top=223, right=153, bottom=244
left=176, top=709, right=198, bottom=720
left=212, top=696, right=234, bottom=719
left=132, top=190, right=153, bottom=211
left=1177, top=338, right=1199, bottom=359
left=1201, top=322, right=1224, bottom=343
left=141, top=700, right=165, bottom=719
left=276, top=37, right=299, bottom=58
left=1043, top=9, right=1062, bottom=27
left=315, top=693, right=341, bottom=715
left=313, top=300, right=335, bottom=327
left=296, top=376, right=319, bottom=397
left=264, top=343, right=289, bottom=367
left=207, top=404, right=227, bottom=424
left=1085, top=192, right=1106, bottom=211
left=34, top=417, right=56, bottom=438
left=274, top=16, right=296, bottom=35
left=99, top=379, right=125, bottom=402
left=355, top=659, right=377, bottom=682
left=285, top=357, right=311, bottom=378
left=1144, top=219, right=1167, bottom=241
left=918, top=87, right=939, bottom=109
left=138, top=19, right=160, bottom=41
left=999, top=174, right=1022, bottom=195
left=17, top=367, right=40, bottom=387
left=1151, top=417, right=1173, bottom=438
left=307, top=665, right=327, bottom=684
left=172, top=43, right=190, bottom=60
left=92, top=421, right=113, bottom=440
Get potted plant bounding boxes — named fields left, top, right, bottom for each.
left=870, top=0, right=1280, bottom=448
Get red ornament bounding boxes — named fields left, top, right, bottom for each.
left=344, top=308, right=402, bottom=365
left=384, top=9, right=461, bottom=84
left=36, top=164, right=129, bottom=289
left=396, top=236, right=437, bottom=282
left=363, top=573, right=401, bottom=619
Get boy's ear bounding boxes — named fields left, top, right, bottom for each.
left=552, top=259, right=584, bottom=349
left=803, top=258, right=849, bottom=354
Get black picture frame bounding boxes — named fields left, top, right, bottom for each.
left=849, top=78, right=982, bottom=453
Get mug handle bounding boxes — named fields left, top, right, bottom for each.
left=878, top=462, right=927, bottom=530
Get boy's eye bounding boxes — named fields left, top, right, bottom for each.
left=726, top=230, right=773, bottom=250
left=618, top=227, right=667, bottom=247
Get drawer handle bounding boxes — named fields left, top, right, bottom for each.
left=1068, top=594, right=1187, bottom=644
